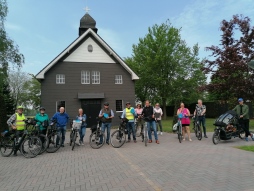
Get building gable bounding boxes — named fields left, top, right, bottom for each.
left=64, top=37, right=116, bottom=63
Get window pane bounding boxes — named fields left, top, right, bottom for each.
left=92, top=71, right=100, bottom=84
left=56, top=74, right=65, bottom=84
left=81, top=71, right=90, bottom=84
left=115, top=75, right=122, bottom=84
left=116, top=100, right=123, bottom=111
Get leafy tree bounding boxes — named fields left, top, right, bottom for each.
left=203, top=15, right=254, bottom=102
left=19, top=75, right=41, bottom=109
left=125, top=20, right=206, bottom=118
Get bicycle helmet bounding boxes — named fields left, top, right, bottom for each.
left=17, top=106, right=23, bottom=109
left=39, top=107, right=45, bottom=111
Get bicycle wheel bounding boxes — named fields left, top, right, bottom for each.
left=135, top=124, right=141, bottom=137
left=46, top=132, right=62, bottom=153
left=20, top=136, right=42, bottom=158
left=110, top=130, right=126, bottom=148
left=69, top=130, right=74, bottom=146
left=197, top=124, right=202, bottom=141
left=72, top=131, right=77, bottom=151
left=0, top=136, right=14, bottom=157
left=212, top=131, right=220, bottom=145
left=89, top=131, right=105, bottom=149
left=39, top=134, right=49, bottom=154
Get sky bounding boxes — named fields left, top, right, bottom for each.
left=5, top=0, right=254, bottom=75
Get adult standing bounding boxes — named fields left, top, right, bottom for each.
left=51, top=107, right=69, bottom=147
left=194, top=99, right=208, bottom=138
left=233, top=98, right=254, bottom=141
left=135, top=103, right=144, bottom=138
left=76, top=108, right=87, bottom=145
left=154, top=103, right=163, bottom=135
left=7, top=106, right=26, bottom=156
left=121, top=102, right=137, bottom=143
left=142, top=100, right=159, bottom=144
left=34, top=107, right=49, bottom=135
left=177, top=103, right=192, bottom=141
left=99, top=102, right=114, bottom=145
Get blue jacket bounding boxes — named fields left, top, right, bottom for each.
left=51, top=112, right=69, bottom=127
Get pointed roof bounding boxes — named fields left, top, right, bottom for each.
left=35, top=28, right=139, bottom=80
left=80, top=13, right=96, bottom=28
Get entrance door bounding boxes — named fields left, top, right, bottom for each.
left=81, top=99, right=101, bottom=128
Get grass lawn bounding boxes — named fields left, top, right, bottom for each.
left=161, top=117, right=254, bottom=133
left=235, top=145, right=254, bottom=152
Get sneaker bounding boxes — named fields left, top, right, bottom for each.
left=81, top=142, right=84, bottom=145
left=160, top=132, right=163, bottom=135
left=189, top=139, right=192, bottom=142
left=245, top=137, right=249, bottom=141
left=183, top=138, right=186, bottom=141
left=204, top=135, right=208, bottom=138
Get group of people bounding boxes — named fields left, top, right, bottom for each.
left=6, top=98, right=254, bottom=156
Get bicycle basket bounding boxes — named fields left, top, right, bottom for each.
left=72, top=120, right=82, bottom=129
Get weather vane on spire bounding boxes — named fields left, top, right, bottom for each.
left=84, top=6, right=91, bottom=13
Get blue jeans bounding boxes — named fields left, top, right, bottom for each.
left=147, top=121, right=158, bottom=140
left=127, top=122, right=136, bottom=140
left=79, top=126, right=86, bottom=142
left=101, top=122, right=111, bottom=143
left=57, top=126, right=66, bottom=145
left=198, top=116, right=206, bottom=136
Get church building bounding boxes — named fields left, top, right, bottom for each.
left=35, top=10, right=139, bottom=126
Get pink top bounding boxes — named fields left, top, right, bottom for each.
left=135, top=108, right=143, bottom=115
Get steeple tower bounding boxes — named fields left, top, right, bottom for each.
left=79, top=6, right=98, bottom=36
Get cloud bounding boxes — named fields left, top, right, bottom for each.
left=171, top=0, right=254, bottom=59
left=5, top=22, right=22, bottom=31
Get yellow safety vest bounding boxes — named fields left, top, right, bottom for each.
left=126, top=107, right=134, bottom=120
left=16, top=113, right=26, bottom=130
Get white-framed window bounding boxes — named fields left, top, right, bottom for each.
left=116, top=100, right=123, bottom=112
left=56, top=74, right=65, bottom=84
left=56, top=101, right=66, bottom=112
left=115, top=75, right=123, bottom=84
left=81, top=71, right=90, bottom=84
left=92, top=71, right=100, bottom=84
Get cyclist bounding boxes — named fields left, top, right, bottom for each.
left=51, top=107, right=69, bottom=147
left=142, top=100, right=159, bottom=144
left=135, top=103, right=144, bottom=138
left=177, top=102, right=192, bottom=141
left=232, top=98, right=254, bottom=141
left=194, top=99, right=208, bottom=138
left=154, top=103, right=163, bottom=135
left=76, top=108, right=87, bottom=145
left=99, top=102, right=114, bottom=145
left=34, top=107, right=49, bottom=136
left=7, top=106, right=26, bottom=156
left=121, top=102, right=137, bottom=143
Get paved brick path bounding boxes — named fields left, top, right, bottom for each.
left=1, top=130, right=254, bottom=191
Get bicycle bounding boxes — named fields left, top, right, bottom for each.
left=69, top=119, right=82, bottom=151
left=46, top=120, right=62, bottom=153
left=177, top=118, right=183, bottom=143
left=89, top=118, right=105, bottom=149
left=31, top=119, right=50, bottom=154
left=192, top=116, right=202, bottom=140
left=134, top=116, right=142, bottom=137
left=110, top=117, right=129, bottom=148
left=0, top=119, right=42, bottom=158
left=140, top=117, right=149, bottom=146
